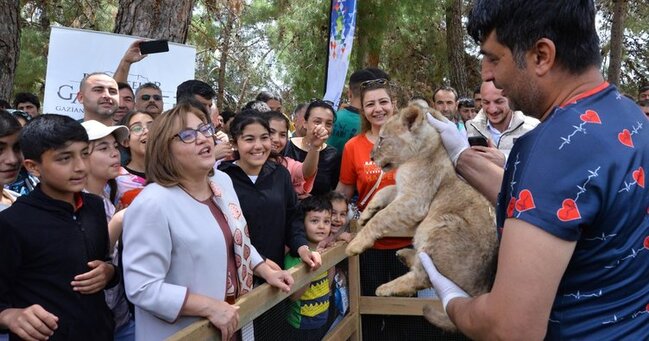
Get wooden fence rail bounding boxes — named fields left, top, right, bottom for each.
left=168, top=231, right=444, bottom=341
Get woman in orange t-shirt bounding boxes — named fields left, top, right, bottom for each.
left=335, top=78, right=414, bottom=339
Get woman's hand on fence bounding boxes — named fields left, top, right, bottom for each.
left=264, top=258, right=281, bottom=271
left=206, top=299, right=240, bottom=341
left=264, top=269, right=293, bottom=293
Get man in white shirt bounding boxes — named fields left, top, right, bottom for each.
left=465, top=81, right=539, bottom=166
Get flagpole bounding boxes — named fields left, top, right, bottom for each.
left=323, top=0, right=334, bottom=99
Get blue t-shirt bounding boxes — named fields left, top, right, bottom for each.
left=496, top=83, right=649, bottom=339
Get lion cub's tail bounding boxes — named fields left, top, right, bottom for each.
left=423, top=304, right=458, bottom=332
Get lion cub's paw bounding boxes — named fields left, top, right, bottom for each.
left=345, top=236, right=372, bottom=256
left=395, top=249, right=417, bottom=267
left=376, top=282, right=409, bottom=297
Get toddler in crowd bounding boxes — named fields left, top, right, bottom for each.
left=285, top=195, right=334, bottom=341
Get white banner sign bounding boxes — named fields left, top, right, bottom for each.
left=43, top=26, right=196, bottom=119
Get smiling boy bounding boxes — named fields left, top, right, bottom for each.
left=0, top=114, right=115, bottom=341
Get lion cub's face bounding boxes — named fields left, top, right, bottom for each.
left=371, top=105, right=441, bottom=171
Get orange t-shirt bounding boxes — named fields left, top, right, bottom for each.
left=339, top=133, right=411, bottom=250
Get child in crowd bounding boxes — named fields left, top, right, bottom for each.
left=115, top=111, right=153, bottom=207
left=328, top=191, right=352, bottom=242
left=285, top=195, right=334, bottom=341
left=4, top=111, right=38, bottom=196
left=81, top=120, right=135, bottom=341
left=0, top=114, right=116, bottom=340
left=81, top=120, right=129, bottom=222
left=263, top=110, right=328, bottom=199
left=325, top=191, right=351, bottom=332
left=0, top=111, right=22, bottom=211
left=0, top=111, right=23, bottom=341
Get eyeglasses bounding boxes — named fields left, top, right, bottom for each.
left=141, top=94, right=163, bottom=101
left=360, top=78, right=388, bottom=90
left=173, top=123, right=215, bottom=143
left=129, top=122, right=153, bottom=135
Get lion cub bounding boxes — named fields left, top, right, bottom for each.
left=345, top=105, right=498, bottom=331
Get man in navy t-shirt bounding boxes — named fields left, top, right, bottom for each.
left=422, top=1, right=649, bottom=339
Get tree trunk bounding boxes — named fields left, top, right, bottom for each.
left=607, top=0, right=627, bottom=86
left=114, top=0, right=195, bottom=43
left=0, top=0, right=20, bottom=102
left=445, top=0, right=469, bottom=96
left=216, top=10, right=235, bottom=112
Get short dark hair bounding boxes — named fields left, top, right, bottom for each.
left=255, top=91, right=282, bottom=103
left=221, top=110, right=237, bottom=125
left=177, top=97, right=210, bottom=122
left=176, top=79, right=216, bottom=102
left=432, top=86, right=458, bottom=102
left=118, top=81, right=134, bottom=94
left=458, top=98, right=475, bottom=109
left=639, top=84, right=649, bottom=94
left=300, top=194, right=333, bottom=216
left=13, top=92, right=41, bottom=109
left=467, top=0, right=601, bottom=74
left=304, top=100, right=336, bottom=122
left=0, top=110, right=22, bottom=138
left=135, top=82, right=161, bottom=96
left=20, top=114, right=88, bottom=162
left=349, top=68, right=390, bottom=97
left=0, top=99, right=10, bottom=109
left=229, top=110, right=269, bottom=142
left=327, top=191, right=349, bottom=205
left=262, top=110, right=289, bottom=131
left=474, top=85, right=482, bottom=96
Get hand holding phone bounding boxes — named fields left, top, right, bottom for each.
left=468, top=136, right=489, bottom=147
left=139, top=40, right=169, bottom=55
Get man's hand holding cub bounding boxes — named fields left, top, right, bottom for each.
left=426, top=113, right=469, bottom=166
left=418, top=252, right=469, bottom=312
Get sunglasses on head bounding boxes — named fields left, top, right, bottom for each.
left=360, top=78, right=389, bottom=90
left=173, top=123, right=215, bottom=144
left=141, top=94, right=163, bottom=101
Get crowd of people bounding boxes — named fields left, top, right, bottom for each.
left=1, top=1, right=648, bottom=340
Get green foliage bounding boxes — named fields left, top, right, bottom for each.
left=13, top=0, right=118, bottom=97
left=13, top=27, right=47, bottom=94
left=10, top=0, right=649, bottom=107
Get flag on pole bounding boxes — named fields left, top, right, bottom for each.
left=323, top=0, right=358, bottom=109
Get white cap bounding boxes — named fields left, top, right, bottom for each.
left=81, top=120, right=130, bottom=144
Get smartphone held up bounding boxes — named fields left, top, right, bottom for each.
left=139, top=40, right=169, bottom=55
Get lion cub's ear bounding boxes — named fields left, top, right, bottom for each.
left=401, top=105, right=425, bottom=131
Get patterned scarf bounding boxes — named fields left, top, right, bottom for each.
left=208, top=180, right=254, bottom=295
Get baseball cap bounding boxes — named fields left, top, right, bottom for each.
left=81, top=120, right=130, bottom=144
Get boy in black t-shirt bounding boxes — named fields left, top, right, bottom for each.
left=0, top=114, right=115, bottom=341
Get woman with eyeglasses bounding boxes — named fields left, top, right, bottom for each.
left=335, top=78, right=414, bottom=340
left=122, top=103, right=293, bottom=341
left=114, top=111, right=154, bottom=207
left=284, top=101, right=340, bottom=196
